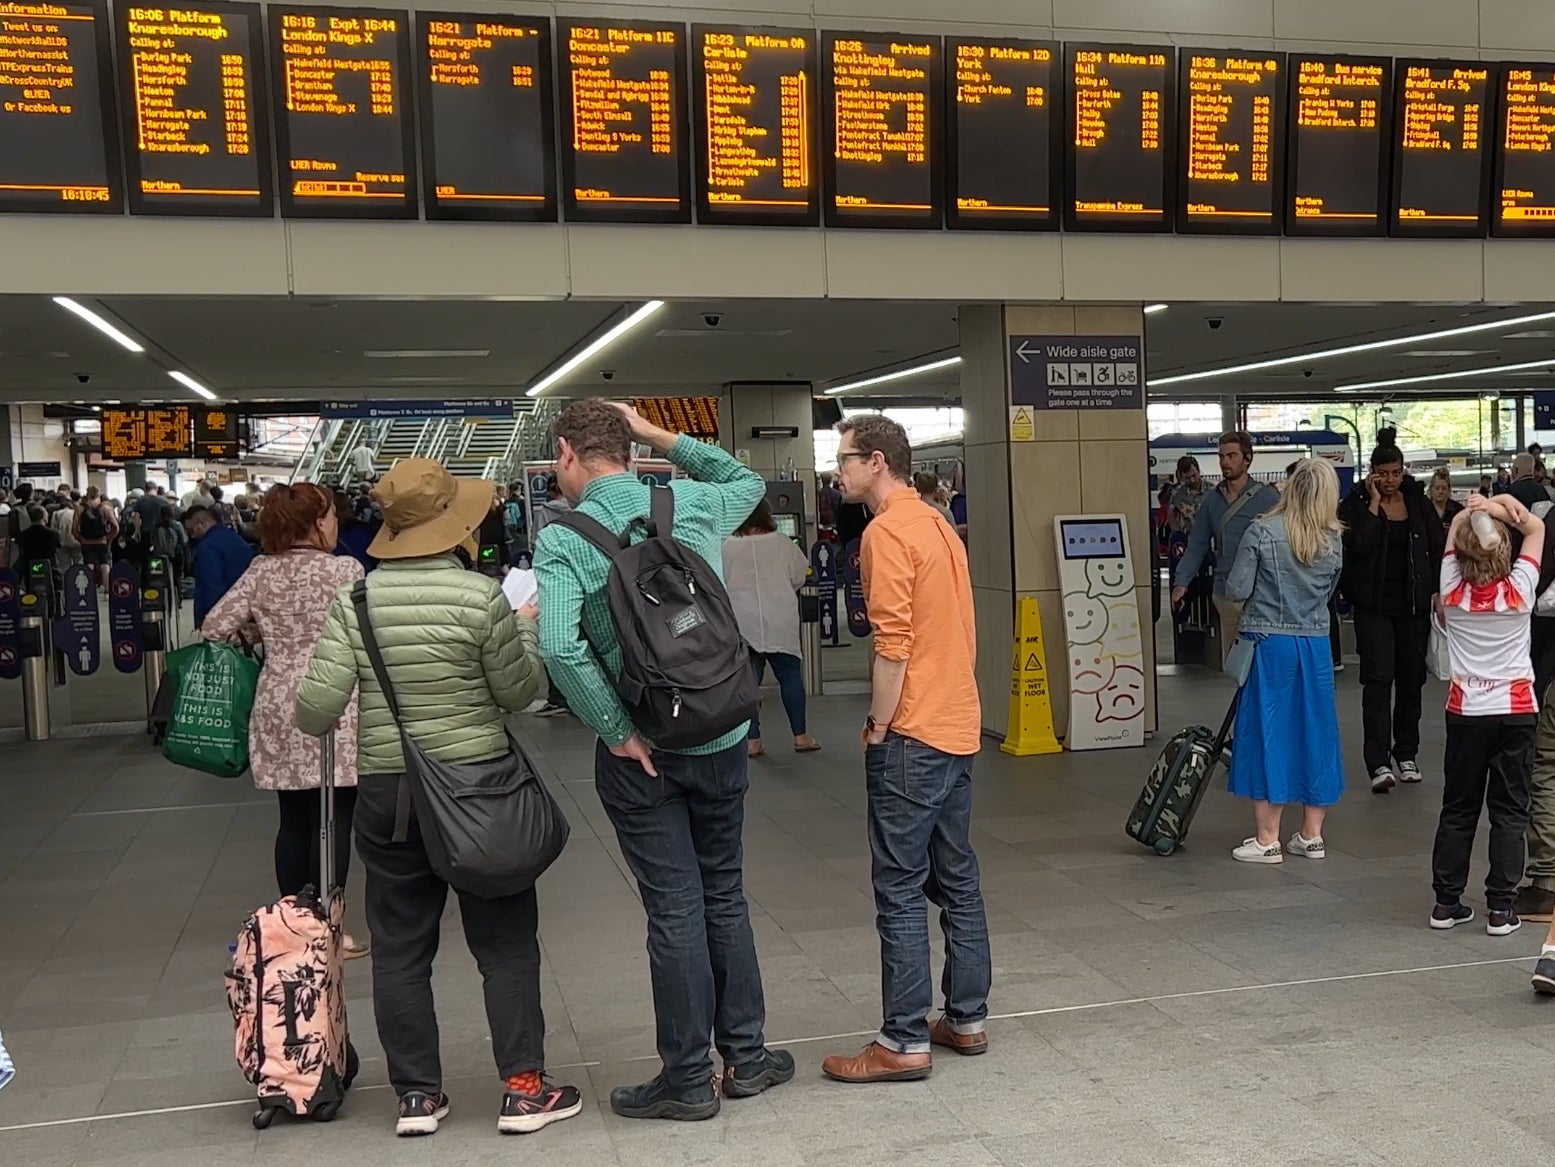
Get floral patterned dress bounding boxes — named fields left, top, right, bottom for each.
left=203, top=549, right=362, bottom=791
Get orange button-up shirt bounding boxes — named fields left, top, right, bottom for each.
left=859, top=487, right=981, bottom=755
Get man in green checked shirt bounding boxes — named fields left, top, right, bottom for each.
left=532, top=399, right=794, bottom=1121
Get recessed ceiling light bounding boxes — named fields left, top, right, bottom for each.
left=1400, top=350, right=1492, bottom=358
left=1337, top=356, right=1555, bottom=392
left=1144, top=304, right=1169, bottom=315
left=168, top=370, right=216, bottom=400
left=1505, top=330, right=1555, bottom=340
left=52, top=296, right=146, bottom=354
left=527, top=300, right=665, bottom=397
left=825, top=355, right=962, bottom=395
left=363, top=349, right=491, bottom=359
left=381, top=376, right=469, bottom=384
left=653, top=328, right=791, bottom=339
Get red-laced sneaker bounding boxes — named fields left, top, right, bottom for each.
left=499, top=1074, right=583, bottom=1135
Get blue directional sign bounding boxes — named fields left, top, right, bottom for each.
left=1010, top=334, right=1143, bottom=411
left=52, top=565, right=100, bottom=676
left=811, top=540, right=840, bottom=646
left=108, top=562, right=142, bottom=674
left=0, top=568, right=20, bottom=681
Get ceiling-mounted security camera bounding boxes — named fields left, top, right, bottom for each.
left=76, top=372, right=91, bottom=384
left=1206, top=317, right=1224, bottom=331
left=703, top=313, right=721, bottom=327
left=600, top=369, right=615, bottom=381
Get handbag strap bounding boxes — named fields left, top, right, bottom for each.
left=349, top=579, right=414, bottom=843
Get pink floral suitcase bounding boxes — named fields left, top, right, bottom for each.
left=225, top=731, right=358, bottom=1128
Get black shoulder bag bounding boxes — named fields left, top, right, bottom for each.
left=349, top=580, right=569, bottom=899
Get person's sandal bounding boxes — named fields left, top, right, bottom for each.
left=793, top=736, right=822, bottom=753
left=746, top=740, right=765, bottom=758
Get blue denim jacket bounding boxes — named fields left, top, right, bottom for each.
left=1225, top=515, right=1342, bottom=637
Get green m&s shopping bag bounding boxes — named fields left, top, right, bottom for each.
left=161, top=641, right=260, bottom=778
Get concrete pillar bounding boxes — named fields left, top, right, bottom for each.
left=719, top=382, right=817, bottom=538
left=124, top=463, right=149, bottom=492
left=960, top=303, right=1153, bottom=741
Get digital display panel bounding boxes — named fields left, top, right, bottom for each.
left=193, top=406, right=238, bottom=458
left=1059, top=518, right=1125, bottom=560
left=947, top=37, right=1058, bottom=230
left=692, top=25, right=818, bottom=227
left=1064, top=43, right=1175, bottom=231
left=822, top=32, right=942, bottom=228
left=269, top=5, right=417, bottom=218
left=1391, top=61, right=1492, bottom=237
left=1494, top=65, right=1555, bottom=237
left=560, top=19, right=691, bottom=223
left=0, top=0, right=122, bottom=213
left=101, top=406, right=193, bottom=459
left=632, top=396, right=719, bottom=439
left=115, top=1, right=272, bottom=216
left=415, top=12, right=555, bottom=222
left=1177, top=50, right=1283, bottom=234
left=1287, top=54, right=1391, bottom=235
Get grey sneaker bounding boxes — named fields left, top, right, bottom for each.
left=1371, top=766, right=1397, bottom=794
left=1397, top=759, right=1422, bottom=784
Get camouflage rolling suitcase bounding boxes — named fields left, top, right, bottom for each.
left=1125, top=692, right=1239, bottom=856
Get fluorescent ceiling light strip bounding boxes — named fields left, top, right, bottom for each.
left=168, top=370, right=216, bottom=400
left=1144, top=304, right=1169, bottom=315
left=525, top=301, right=665, bottom=397
left=1147, top=309, right=1555, bottom=388
left=1336, top=357, right=1555, bottom=393
left=826, top=355, right=962, bottom=395
left=52, top=296, right=145, bottom=354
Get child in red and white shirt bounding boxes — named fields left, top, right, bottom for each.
left=1432, top=493, right=1544, bottom=937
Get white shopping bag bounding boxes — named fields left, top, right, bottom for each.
left=1428, top=612, right=1452, bottom=682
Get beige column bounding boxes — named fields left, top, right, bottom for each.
left=718, top=381, right=817, bottom=539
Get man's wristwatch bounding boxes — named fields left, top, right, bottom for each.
left=866, top=714, right=887, bottom=736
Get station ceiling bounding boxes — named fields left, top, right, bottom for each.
left=0, top=295, right=1552, bottom=407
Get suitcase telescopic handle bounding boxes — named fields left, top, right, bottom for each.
left=319, top=727, right=336, bottom=898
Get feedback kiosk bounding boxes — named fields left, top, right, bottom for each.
left=1053, top=514, right=1146, bottom=750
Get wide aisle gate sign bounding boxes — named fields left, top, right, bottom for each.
left=1009, top=335, right=1143, bottom=411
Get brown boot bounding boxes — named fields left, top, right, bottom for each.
left=821, top=1043, right=931, bottom=1083
left=928, top=1017, right=988, bottom=1056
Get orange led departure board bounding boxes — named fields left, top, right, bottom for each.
left=632, top=396, right=719, bottom=439
left=822, top=32, right=942, bottom=228
left=101, top=405, right=193, bottom=459
left=1390, top=61, right=1492, bottom=237
left=947, top=37, right=1059, bottom=230
left=0, top=0, right=122, bottom=213
left=1177, top=51, right=1283, bottom=234
left=1287, top=54, right=1391, bottom=236
left=193, top=405, right=238, bottom=458
left=1064, top=43, right=1175, bottom=231
left=560, top=19, right=691, bottom=223
left=1494, top=64, right=1555, bottom=237
left=269, top=5, right=417, bottom=218
left=415, top=12, right=555, bottom=221
left=692, top=25, right=818, bottom=227
left=114, top=2, right=272, bottom=216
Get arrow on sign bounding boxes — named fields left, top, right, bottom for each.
left=1014, top=340, right=1036, bottom=364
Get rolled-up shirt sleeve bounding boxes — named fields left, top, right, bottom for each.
left=861, top=525, right=915, bottom=661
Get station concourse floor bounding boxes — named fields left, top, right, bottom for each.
left=4, top=665, right=1555, bottom=1167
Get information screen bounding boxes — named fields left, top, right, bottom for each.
left=115, top=1, right=272, bottom=216
left=415, top=13, right=554, bottom=222
left=632, top=396, right=719, bottom=438
left=947, top=37, right=1058, bottom=230
left=1287, top=54, right=1391, bottom=235
left=269, top=5, right=417, bottom=218
left=1390, top=61, right=1492, bottom=237
left=101, top=406, right=193, bottom=458
left=193, top=406, right=238, bottom=458
left=692, top=25, right=818, bottom=227
left=1059, top=518, right=1125, bottom=560
left=1064, top=43, right=1175, bottom=231
left=1177, top=50, right=1283, bottom=234
left=1494, top=65, right=1555, bottom=237
left=560, top=19, right=691, bottom=223
left=822, top=32, right=942, bottom=229
left=0, top=0, right=122, bottom=213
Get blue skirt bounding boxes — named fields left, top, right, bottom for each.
left=1227, top=633, right=1344, bottom=808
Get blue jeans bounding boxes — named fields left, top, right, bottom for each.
left=866, top=732, right=991, bottom=1054
left=594, top=739, right=768, bottom=1090
left=748, top=650, right=806, bottom=739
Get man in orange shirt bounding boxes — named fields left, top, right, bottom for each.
left=821, top=415, right=991, bottom=1085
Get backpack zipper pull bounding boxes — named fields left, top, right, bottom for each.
left=672, top=691, right=682, bottom=718
left=684, top=571, right=697, bottom=595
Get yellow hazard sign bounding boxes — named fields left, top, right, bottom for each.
left=1001, top=596, right=1062, bottom=756
left=1009, top=406, right=1036, bottom=442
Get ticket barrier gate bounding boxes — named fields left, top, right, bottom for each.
left=18, top=559, right=57, bottom=741
left=140, top=557, right=173, bottom=729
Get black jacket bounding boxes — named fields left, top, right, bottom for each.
left=1339, top=476, right=1445, bottom=615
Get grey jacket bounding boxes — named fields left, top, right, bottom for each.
left=1173, top=479, right=1280, bottom=596
left=1226, top=514, right=1342, bottom=637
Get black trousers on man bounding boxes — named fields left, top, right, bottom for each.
left=1432, top=713, right=1536, bottom=914
left=1353, top=609, right=1430, bottom=774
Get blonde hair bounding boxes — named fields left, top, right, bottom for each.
left=1454, top=513, right=1512, bottom=586
left=1267, top=458, right=1342, bottom=565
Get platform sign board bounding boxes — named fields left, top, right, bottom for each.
left=0, top=568, right=20, bottom=681
left=53, top=564, right=100, bottom=676
left=1536, top=391, right=1555, bottom=430
left=319, top=399, right=517, bottom=420
left=1010, top=335, right=1143, bottom=410
left=811, top=540, right=839, bottom=645
left=108, top=562, right=142, bottom=673
left=16, top=461, right=62, bottom=481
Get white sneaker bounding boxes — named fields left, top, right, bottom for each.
left=1371, top=766, right=1396, bottom=794
left=1232, top=837, right=1283, bottom=864
left=1397, top=760, right=1422, bottom=784
left=1287, top=832, right=1326, bottom=860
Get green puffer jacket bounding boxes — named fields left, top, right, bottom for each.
left=296, top=555, right=541, bottom=776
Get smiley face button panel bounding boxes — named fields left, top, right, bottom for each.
left=1085, top=556, right=1132, bottom=599
left=1053, top=513, right=1143, bottom=751
left=1064, top=592, right=1110, bottom=646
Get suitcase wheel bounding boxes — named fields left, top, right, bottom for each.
left=252, top=1105, right=278, bottom=1130
left=344, top=1043, right=360, bottom=1090
left=1153, top=838, right=1178, bottom=857
left=312, top=1101, right=342, bottom=1123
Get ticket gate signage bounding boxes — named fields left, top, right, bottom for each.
left=810, top=540, right=839, bottom=645
left=52, top=564, right=100, bottom=677
left=109, top=562, right=143, bottom=673
left=0, top=567, right=20, bottom=681
left=840, top=539, right=870, bottom=638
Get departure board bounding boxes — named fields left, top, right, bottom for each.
left=115, top=1, right=272, bottom=216
left=692, top=25, right=818, bottom=227
left=1494, top=65, right=1555, bottom=237
left=946, top=37, right=1059, bottom=230
left=193, top=406, right=238, bottom=458
left=269, top=6, right=417, bottom=218
left=1177, top=51, right=1283, bottom=234
left=1389, top=61, right=1492, bottom=237
left=822, top=32, right=942, bottom=228
left=560, top=19, right=691, bottom=224
left=0, top=0, right=122, bottom=213
left=1286, top=54, right=1391, bottom=236
left=100, top=406, right=193, bottom=458
left=1064, top=44, right=1175, bottom=231
left=632, top=396, right=719, bottom=438
left=415, top=12, right=555, bottom=222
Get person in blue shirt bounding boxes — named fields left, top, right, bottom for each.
left=184, top=504, right=255, bottom=628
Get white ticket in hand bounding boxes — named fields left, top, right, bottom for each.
left=503, top=567, right=538, bottom=612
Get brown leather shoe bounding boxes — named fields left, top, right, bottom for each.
left=928, top=1017, right=988, bottom=1056
left=821, top=1043, right=931, bottom=1083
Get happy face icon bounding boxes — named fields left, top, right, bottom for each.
left=1064, top=592, right=1109, bottom=645
left=1085, top=557, right=1131, bottom=599
left=1097, top=664, right=1145, bottom=722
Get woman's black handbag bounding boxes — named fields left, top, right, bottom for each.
left=349, top=581, right=569, bottom=898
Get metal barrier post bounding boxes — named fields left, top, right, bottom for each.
left=141, top=562, right=170, bottom=728
left=19, top=611, right=49, bottom=741
left=799, top=581, right=822, bottom=697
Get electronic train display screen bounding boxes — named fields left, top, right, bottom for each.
left=1286, top=53, right=1391, bottom=236
left=415, top=12, right=554, bottom=221
left=1390, top=61, right=1492, bottom=237
left=1064, top=43, right=1174, bottom=231
left=193, top=405, right=238, bottom=457
left=269, top=5, right=418, bottom=218
left=101, top=405, right=193, bottom=458
left=822, top=32, right=942, bottom=229
left=1177, top=50, right=1283, bottom=234
left=947, top=37, right=1058, bottom=230
left=0, top=0, right=122, bottom=213
left=1495, top=65, right=1555, bottom=237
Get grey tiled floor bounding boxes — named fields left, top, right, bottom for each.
left=2, top=665, right=1553, bottom=1166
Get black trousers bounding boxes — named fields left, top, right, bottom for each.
left=1353, top=608, right=1430, bottom=773
left=1432, top=714, right=1536, bottom=913
left=274, top=786, right=357, bottom=898
left=354, top=773, right=545, bottom=1095
left=1533, top=617, right=1555, bottom=707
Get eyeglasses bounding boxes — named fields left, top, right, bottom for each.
left=835, top=451, right=872, bottom=468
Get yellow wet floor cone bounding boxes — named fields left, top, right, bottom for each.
left=1001, top=596, right=1062, bottom=756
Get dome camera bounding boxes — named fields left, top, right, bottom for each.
left=76, top=372, right=91, bottom=384
left=600, top=369, right=615, bottom=381
left=1206, top=317, right=1224, bottom=331
left=703, top=313, right=721, bottom=327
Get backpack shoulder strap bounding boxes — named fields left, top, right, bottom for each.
left=648, top=485, right=675, bottom=539
left=349, top=579, right=402, bottom=724
left=553, top=511, right=626, bottom=561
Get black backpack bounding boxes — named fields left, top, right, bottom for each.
left=557, top=487, right=758, bottom=751
left=77, top=505, right=106, bottom=540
